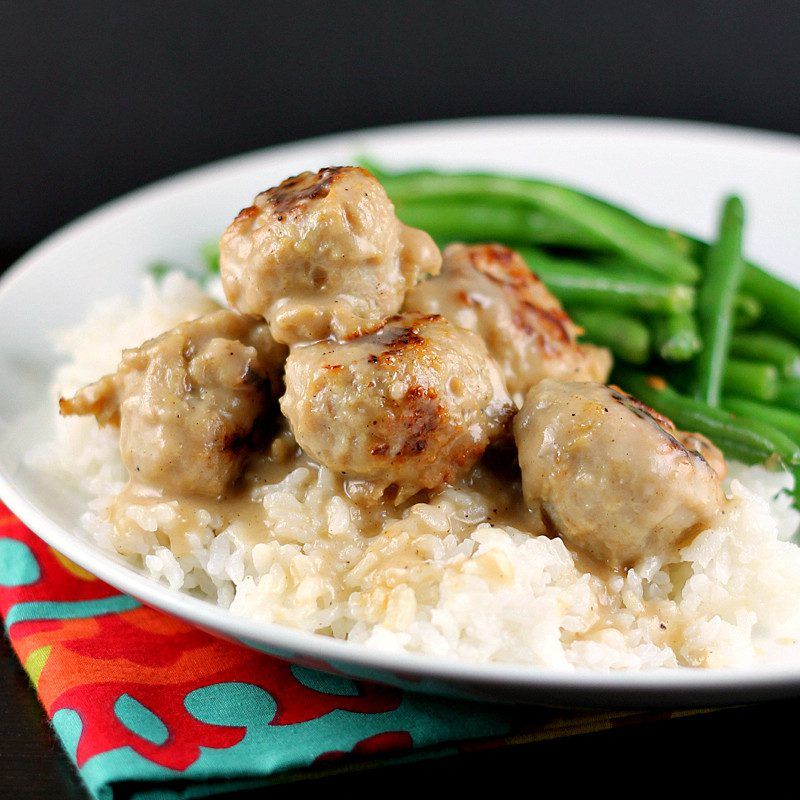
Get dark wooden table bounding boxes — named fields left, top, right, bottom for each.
left=0, top=246, right=797, bottom=797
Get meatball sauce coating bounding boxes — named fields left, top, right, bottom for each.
left=60, top=309, right=287, bottom=498
left=405, top=243, right=611, bottom=404
left=513, top=380, right=726, bottom=568
left=281, top=313, right=515, bottom=504
left=220, top=166, right=441, bottom=345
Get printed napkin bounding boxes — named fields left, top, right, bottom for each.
left=0, top=502, right=703, bottom=800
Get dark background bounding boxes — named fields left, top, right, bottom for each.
left=2, top=3, right=800, bottom=796
left=2, top=1, right=800, bottom=250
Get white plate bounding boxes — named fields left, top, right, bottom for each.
left=3, top=116, right=800, bottom=708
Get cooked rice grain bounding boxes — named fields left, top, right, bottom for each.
left=38, top=273, right=800, bottom=670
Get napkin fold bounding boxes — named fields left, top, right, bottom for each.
left=0, top=503, right=703, bottom=799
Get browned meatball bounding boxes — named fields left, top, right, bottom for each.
left=404, top=243, right=611, bottom=403
left=220, top=166, right=441, bottom=344
left=677, top=431, right=727, bottom=479
left=280, top=313, right=515, bottom=504
left=60, top=310, right=288, bottom=498
left=513, top=380, right=726, bottom=568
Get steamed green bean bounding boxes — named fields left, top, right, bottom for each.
left=694, top=196, right=746, bottom=406
left=571, top=309, right=650, bottom=364
left=723, top=397, right=800, bottom=444
left=730, top=332, right=800, bottom=377
left=652, top=313, right=702, bottom=362
left=775, top=379, right=800, bottom=412
left=723, top=359, right=779, bottom=402
left=732, top=293, right=763, bottom=329
left=378, top=171, right=700, bottom=282
left=517, top=249, right=695, bottom=314
left=394, top=200, right=605, bottom=250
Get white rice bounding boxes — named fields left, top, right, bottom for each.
left=34, top=274, right=800, bottom=670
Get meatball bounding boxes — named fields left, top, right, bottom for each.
left=513, top=380, right=725, bottom=568
left=677, top=431, right=727, bottom=479
left=60, top=310, right=288, bottom=498
left=220, top=166, right=441, bottom=344
left=281, top=313, right=515, bottom=504
left=404, top=243, right=611, bottom=403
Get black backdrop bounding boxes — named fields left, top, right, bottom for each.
left=2, top=1, right=799, bottom=247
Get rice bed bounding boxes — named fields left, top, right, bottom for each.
left=35, top=273, right=800, bottom=671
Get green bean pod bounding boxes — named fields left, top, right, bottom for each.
left=652, top=313, right=702, bottom=362
left=732, top=293, right=763, bottom=329
left=684, top=236, right=800, bottom=340
left=723, top=359, right=779, bottom=402
left=366, top=163, right=800, bottom=345
left=393, top=200, right=605, bottom=250
left=774, top=379, right=800, bottom=412
left=201, top=240, right=221, bottom=274
left=694, top=196, right=746, bottom=406
left=517, top=248, right=695, bottom=315
left=377, top=171, right=700, bottom=283
left=739, top=265, right=800, bottom=340
left=723, top=397, right=800, bottom=444
left=570, top=309, right=650, bottom=364
left=729, top=332, right=800, bottom=377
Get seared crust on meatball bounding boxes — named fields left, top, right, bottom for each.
left=513, top=380, right=726, bottom=568
left=220, top=166, right=441, bottom=344
left=281, top=313, right=515, bottom=504
left=677, top=431, right=727, bottom=479
left=60, top=310, right=288, bottom=498
left=404, top=243, right=611, bottom=403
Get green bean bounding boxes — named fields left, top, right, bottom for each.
left=148, top=261, right=171, bottom=281
left=413, top=215, right=698, bottom=317
left=594, top=257, right=761, bottom=330
left=652, top=313, right=702, bottom=361
left=774, top=379, right=800, bottom=412
left=370, top=164, right=800, bottom=364
left=393, top=200, right=605, bottom=250
left=515, top=248, right=695, bottom=314
left=591, top=260, right=761, bottom=327
left=366, top=159, right=693, bottom=257
left=729, top=332, right=800, bottom=377
left=413, top=209, right=697, bottom=315
left=685, top=237, right=800, bottom=340
left=369, top=166, right=800, bottom=342
left=723, top=397, right=800, bottom=444
left=740, top=263, right=800, bottom=340
left=570, top=309, right=650, bottom=364
left=732, top=293, right=763, bottom=329
left=616, top=370, right=800, bottom=469
left=694, top=196, right=746, bottom=406
left=723, top=359, right=779, bottom=402
left=356, top=156, right=398, bottom=182
left=377, top=171, right=700, bottom=283
left=148, top=260, right=206, bottom=284
left=201, top=240, right=220, bottom=274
